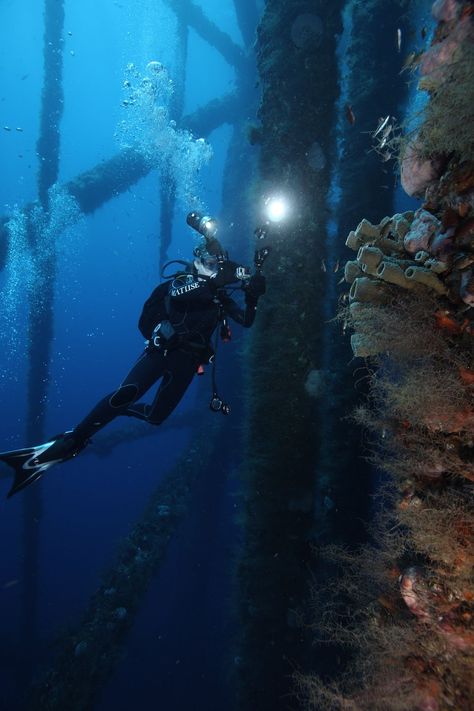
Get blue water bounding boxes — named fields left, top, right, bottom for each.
left=0, top=0, right=436, bottom=708
left=0, top=1, right=257, bottom=708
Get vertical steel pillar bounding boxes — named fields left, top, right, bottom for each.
left=22, top=0, right=65, bottom=673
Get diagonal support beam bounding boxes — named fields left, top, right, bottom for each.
left=0, top=90, right=240, bottom=273
left=27, top=421, right=224, bottom=710
left=37, top=0, right=65, bottom=208
left=21, top=0, right=66, bottom=684
left=163, top=0, right=246, bottom=71
left=233, top=0, right=260, bottom=49
left=181, top=91, right=242, bottom=135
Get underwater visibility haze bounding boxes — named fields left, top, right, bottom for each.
left=0, top=0, right=473, bottom=710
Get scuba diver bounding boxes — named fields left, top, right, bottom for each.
left=0, top=212, right=267, bottom=498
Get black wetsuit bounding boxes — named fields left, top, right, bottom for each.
left=73, top=272, right=257, bottom=443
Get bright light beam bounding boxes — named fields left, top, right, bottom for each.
left=265, top=196, right=289, bottom=223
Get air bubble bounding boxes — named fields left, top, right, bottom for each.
left=1, top=187, right=81, bottom=356
left=116, top=63, right=212, bottom=210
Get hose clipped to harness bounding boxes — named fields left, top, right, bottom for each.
left=220, top=317, right=231, bottom=342
left=210, top=394, right=230, bottom=416
left=208, top=314, right=231, bottom=415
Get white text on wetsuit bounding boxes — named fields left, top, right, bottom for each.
left=170, top=281, right=201, bottom=297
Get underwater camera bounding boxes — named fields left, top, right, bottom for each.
left=186, top=210, right=270, bottom=273
left=186, top=211, right=224, bottom=258
left=186, top=211, right=218, bottom=240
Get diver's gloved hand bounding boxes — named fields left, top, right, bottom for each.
left=244, top=273, right=266, bottom=300
left=212, top=260, right=243, bottom=288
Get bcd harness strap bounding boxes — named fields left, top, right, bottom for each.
left=152, top=289, right=231, bottom=415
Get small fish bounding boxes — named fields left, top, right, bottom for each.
left=333, top=260, right=340, bottom=273
left=3, top=126, right=11, bottom=131
left=454, top=254, right=474, bottom=270
left=320, top=259, right=327, bottom=273
left=16, top=127, right=23, bottom=132
left=337, top=276, right=345, bottom=285
left=434, top=310, right=461, bottom=334
left=459, top=366, right=474, bottom=385
left=373, top=115, right=390, bottom=138
left=2, top=579, right=19, bottom=589
left=400, top=50, right=423, bottom=74
left=397, top=28, right=402, bottom=52
left=379, top=123, right=393, bottom=148
left=381, top=150, right=392, bottom=162
left=380, top=133, right=390, bottom=149
left=20, top=74, right=29, bottom=81
left=421, top=26, right=427, bottom=40
left=345, top=104, right=355, bottom=125
left=461, top=4, right=474, bottom=19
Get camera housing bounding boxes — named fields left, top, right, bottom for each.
left=187, top=212, right=224, bottom=258
left=186, top=212, right=218, bottom=238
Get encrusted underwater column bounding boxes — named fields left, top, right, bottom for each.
left=159, top=6, right=188, bottom=268
left=237, top=2, right=344, bottom=708
left=312, top=0, right=414, bottom=539
left=37, top=0, right=65, bottom=210
left=21, top=0, right=65, bottom=675
left=219, top=1, right=260, bottom=242
left=299, top=2, right=474, bottom=708
left=28, top=422, right=224, bottom=710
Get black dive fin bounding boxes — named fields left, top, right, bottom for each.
left=0, top=432, right=82, bottom=498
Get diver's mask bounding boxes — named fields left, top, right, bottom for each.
left=193, top=253, right=219, bottom=278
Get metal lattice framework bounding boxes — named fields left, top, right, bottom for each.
left=1, top=0, right=259, bottom=702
